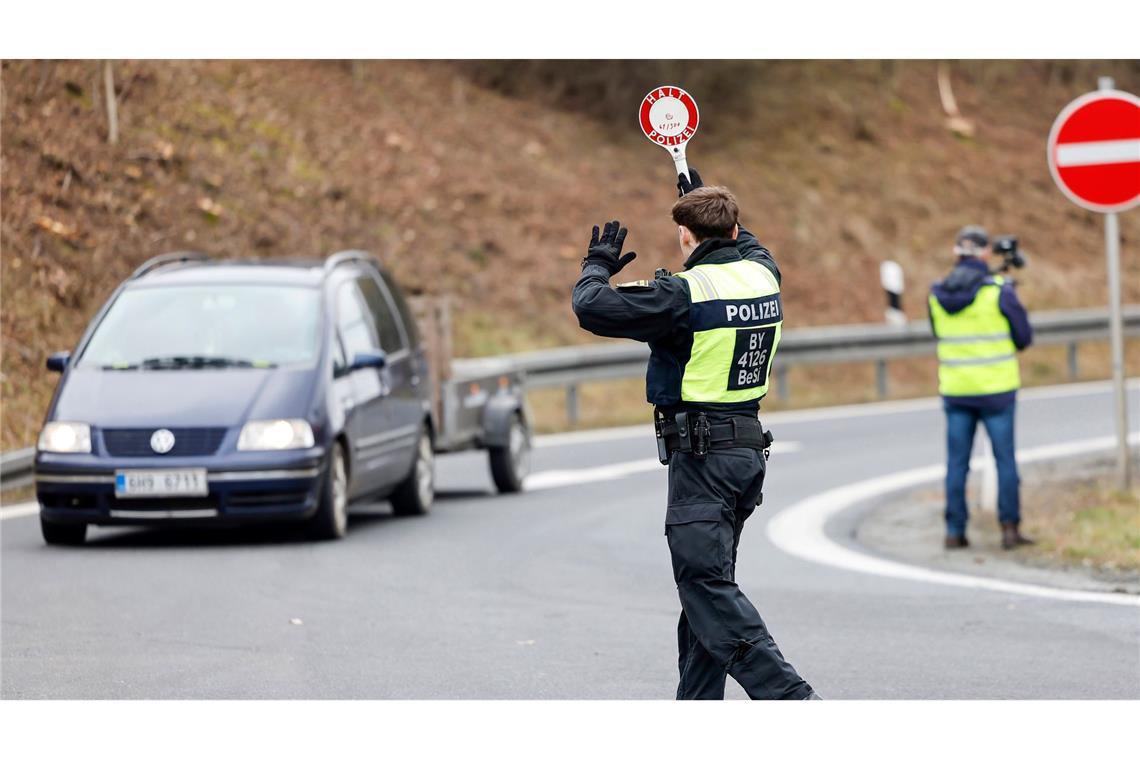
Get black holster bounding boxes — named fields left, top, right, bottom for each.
left=655, top=410, right=773, bottom=465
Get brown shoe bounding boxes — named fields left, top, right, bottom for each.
left=1001, top=522, right=1035, bottom=550
left=944, top=535, right=969, bottom=549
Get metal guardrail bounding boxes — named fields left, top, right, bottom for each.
left=1, top=448, right=36, bottom=492
left=3, top=307, right=1136, bottom=491
left=452, top=305, right=1140, bottom=423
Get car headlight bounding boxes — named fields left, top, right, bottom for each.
left=237, top=419, right=315, bottom=451
left=38, top=422, right=92, bottom=453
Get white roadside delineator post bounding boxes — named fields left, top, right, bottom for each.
left=975, top=426, right=997, bottom=514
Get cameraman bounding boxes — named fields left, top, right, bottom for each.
left=928, top=226, right=1034, bottom=550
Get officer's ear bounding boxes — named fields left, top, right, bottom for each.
left=731, top=223, right=739, bottom=241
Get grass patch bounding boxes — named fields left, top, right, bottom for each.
left=527, top=378, right=649, bottom=433
left=1023, top=474, right=1140, bottom=571
left=452, top=309, right=578, bottom=358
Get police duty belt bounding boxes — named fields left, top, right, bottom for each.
left=655, top=412, right=774, bottom=464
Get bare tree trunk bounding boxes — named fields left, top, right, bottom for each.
left=103, top=60, right=119, bottom=145
left=937, top=61, right=960, bottom=118
left=937, top=61, right=975, bottom=138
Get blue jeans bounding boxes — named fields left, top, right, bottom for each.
left=943, top=400, right=1021, bottom=536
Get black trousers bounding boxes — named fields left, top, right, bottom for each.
left=665, top=447, right=813, bottom=700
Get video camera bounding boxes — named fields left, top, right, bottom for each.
left=992, top=235, right=1026, bottom=272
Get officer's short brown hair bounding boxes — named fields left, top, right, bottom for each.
left=671, top=187, right=740, bottom=241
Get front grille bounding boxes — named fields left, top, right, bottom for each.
left=40, top=493, right=99, bottom=510
left=102, top=428, right=227, bottom=457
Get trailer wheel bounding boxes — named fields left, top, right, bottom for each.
left=489, top=413, right=530, bottom=493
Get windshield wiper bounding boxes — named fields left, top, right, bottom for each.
left=135, top=355, right=272, bottom=370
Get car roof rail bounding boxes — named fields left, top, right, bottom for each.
left=324, top=250, right=379, bottom=274
left=130, top=251, right=210, bottom=280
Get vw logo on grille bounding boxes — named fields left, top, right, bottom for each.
left=150, top=428, right=176, bottom=454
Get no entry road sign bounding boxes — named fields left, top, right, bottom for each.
left=639, top=86, right=699, bottom=179
left=1047, top=80, right=1138, bottom=491
left=1047, top=89, right=1140, bottom=213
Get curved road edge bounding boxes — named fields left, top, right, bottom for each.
left=767, top=432, right=1140, bottom=607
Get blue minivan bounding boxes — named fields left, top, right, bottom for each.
left=35, top=251, right=530, bottom=544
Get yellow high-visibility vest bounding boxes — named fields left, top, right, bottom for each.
left=928, top=276, right=1020, bottom=397
left=675, top=259, right=783, bottom=403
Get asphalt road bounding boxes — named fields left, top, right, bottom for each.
left=2, top=381, right=1138, bottom=699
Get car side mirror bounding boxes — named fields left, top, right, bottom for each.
left=350, top=350, right=387, bottom=372
left=46, top=351, right=71, bottom=373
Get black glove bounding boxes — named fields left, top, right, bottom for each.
left=582, top=220, right=637, bottom=276
left=677, top=167, right=705, bottom=197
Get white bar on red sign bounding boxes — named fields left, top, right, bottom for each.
left=1056, top=138, right=1140, bottom=167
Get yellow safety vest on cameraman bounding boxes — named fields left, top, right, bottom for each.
left=928, top=276, right=1020, bottom=397
left=675, top=260, right=783, bottom=403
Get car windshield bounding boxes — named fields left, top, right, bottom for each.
left=78, top=284, right=322, bottom=370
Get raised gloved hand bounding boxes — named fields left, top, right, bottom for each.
left=583, top=220, right=637, bottom=276
left=677, top=167, right=705, bottom=197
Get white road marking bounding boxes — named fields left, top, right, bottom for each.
left=526, top=442, right=802, bottom=491
left=534, top=379, right=1138, bottom=447
left=766, top=433, right=1140, bottom=607
left=535, top=424, right=652, bottom=448
left=1055, top=138, right=1140, bottom=167
left=525, top=458, right=661, bottom=490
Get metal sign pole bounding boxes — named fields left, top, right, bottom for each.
left=1098, top=76, right=1132, bottom=489
left=1104, top=208, right=1131, bottom=489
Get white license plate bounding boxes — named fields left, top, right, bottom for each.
left=114, top=469, right=208, bottom=498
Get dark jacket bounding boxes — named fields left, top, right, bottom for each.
left=572, top=225, right=780, bottom=416
left=928, top=256, right=1033, bottom=410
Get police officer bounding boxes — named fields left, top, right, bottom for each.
left=572, top=169, right=817, bottom=700
left=929, top=225, right=1034, bottom=550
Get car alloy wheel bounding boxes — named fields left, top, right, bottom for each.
left=415, top=433, right=434, bottom=509
left=331, top=444, right=348, bottom=534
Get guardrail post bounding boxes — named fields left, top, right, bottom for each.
left=776, top=365, right=789, bottom=401
left=1067, top=341, right=1079, bottom=380
left=566, top=384, right=580, bottom=427
left=875, top=359, right=889, bottom=399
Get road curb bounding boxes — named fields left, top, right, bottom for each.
left=854, top=453, right=1140, bottom=597
left=767, top=432, right=1140, bottom=607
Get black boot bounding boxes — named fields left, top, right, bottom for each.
left=1001, top=522, right=1034, bottom=550
left=944, top=534, right=969, bottom=549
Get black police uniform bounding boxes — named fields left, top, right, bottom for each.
left=572, top=224, right=816, bottom=700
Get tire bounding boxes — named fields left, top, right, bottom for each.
left=307, top=441, right=349, bottom=540
left=489, top=413, right=530, bottom=494
left=41, top=517, right=86, bottom=546
left=391, top=425, right=434, bottom=516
